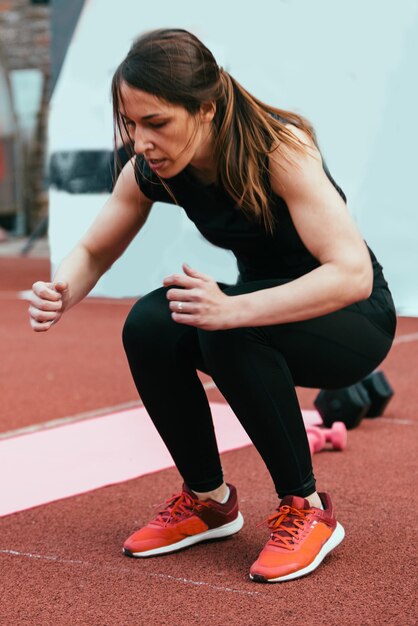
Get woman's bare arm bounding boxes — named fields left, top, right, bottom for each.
left=29, top=159, right=153, bottom=331
left=228, top=125, right=373, bottom=327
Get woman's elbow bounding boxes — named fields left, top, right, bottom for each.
left=359, top=275, right=373, bottom=300
left=349, top=262, right=374, bottom=302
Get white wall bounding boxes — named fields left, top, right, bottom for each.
left=49, top=0, right=418, bottom=312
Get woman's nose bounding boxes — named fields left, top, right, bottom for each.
left=134, top=130, right=153, bottom=155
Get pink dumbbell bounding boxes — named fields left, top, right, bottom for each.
left=306, top=422, right=347, bottom=452
left=307, top=428, right=325, bottom=456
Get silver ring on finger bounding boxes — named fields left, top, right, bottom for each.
left=177, top=301, right=183, bottom=312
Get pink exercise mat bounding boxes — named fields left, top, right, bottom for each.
left=0, top=403, right=322, bottom=517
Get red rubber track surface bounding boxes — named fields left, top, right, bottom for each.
left=0, top=257, right=417, bottom=625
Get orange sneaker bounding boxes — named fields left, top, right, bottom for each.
left=250, top=493, right=344, bottom=583
left=123, top=483, right=244, bottom=558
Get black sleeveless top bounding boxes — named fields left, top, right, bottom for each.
left=134, top=154, right=388, bottom=291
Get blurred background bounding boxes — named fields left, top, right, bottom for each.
left=0, top=0, right=50, bottom=241
left=0, top=0, right=84, bottom=243
left=0, top=0, right=417, bottom=313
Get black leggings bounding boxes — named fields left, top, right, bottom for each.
left=122, top=278, right=396, bottom=498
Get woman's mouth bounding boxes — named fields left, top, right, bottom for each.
left=148, top=158, right=167, bottom=171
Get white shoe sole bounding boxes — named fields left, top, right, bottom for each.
left=250, top=522, right=345, bottom=583
left=123, top=511, right=244, bottom=558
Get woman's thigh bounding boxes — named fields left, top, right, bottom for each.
left=221, top=279, right=396, bottom=389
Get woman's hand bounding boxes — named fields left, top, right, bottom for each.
left=28, top=281, right=69, bottom=332
left=163, top=264, right=235, bottom=330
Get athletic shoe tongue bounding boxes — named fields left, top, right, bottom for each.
left=280, top=495, right=311, bottom=510
left=269, top=495, right=312, bottom=538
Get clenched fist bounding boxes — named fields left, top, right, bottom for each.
left=28, top=281, right=69, bottom=332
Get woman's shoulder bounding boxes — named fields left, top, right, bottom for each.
left=268, top=123, right=322, bottom=187
left=267, top=122, right=347, bottom=203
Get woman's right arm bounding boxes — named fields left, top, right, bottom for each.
left=28, top=158, right=153, bottom=332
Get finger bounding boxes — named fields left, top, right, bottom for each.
left=162, top=273, right=200, bottom=288
left=30, top=318, right=55, bottom=332
left=53, top=281, right=69, bottom=294
left=29, top=294, right=63, bottom=312
left=171, top=311, right=200, bottom=326
left=170, top=312, right=212, bottom=330
left=168, top=300, right=197, bottom=315
left=32, top=281, right=62, bottom=301
left=166, top=287, right=199, bottom=302
left=182, top=263, right=211, bottom=282
left=28, top=305, right=60, bottom=323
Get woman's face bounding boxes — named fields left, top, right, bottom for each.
left=119, top=81, right=213, bottom=178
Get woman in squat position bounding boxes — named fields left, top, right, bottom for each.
left=29, top=29, right=396, bottom=583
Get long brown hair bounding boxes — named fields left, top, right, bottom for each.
left=111, top=28, right=315, bottom=233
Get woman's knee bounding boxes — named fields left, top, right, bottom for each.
left=122, top=287, right=171, bottom=350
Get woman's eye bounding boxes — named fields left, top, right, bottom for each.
left=149, top=122, right=167, bottom=129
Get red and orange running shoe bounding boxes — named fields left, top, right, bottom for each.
left=123, top=483, right=244, bottom=558
left=250, top=493, right=344, bottom=583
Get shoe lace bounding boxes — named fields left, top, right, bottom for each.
left=258, top=504, right=313, bottom=550
left=154, top=491, right=210, bottom=527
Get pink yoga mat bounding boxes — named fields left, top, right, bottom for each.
left=0, top=403, right=321, bottom=517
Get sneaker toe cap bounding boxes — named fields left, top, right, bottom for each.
left=250, top=550, right=303, bottom=580
left=250, top=559, right=300, bottom=580
left=123, top=527, right=172, bottom=554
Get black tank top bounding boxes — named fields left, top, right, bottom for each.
left=134, top=154, right=388, bottom=290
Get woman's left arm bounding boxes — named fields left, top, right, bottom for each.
left=227, top=126, right=374, bottom=327
left=164, top=126, right=373, bottom=330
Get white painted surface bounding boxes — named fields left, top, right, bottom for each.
left=9, top=69, right=44, bottom=138
left=49, top=0, right=418, bottom=311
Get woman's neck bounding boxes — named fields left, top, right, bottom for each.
left=188, top=126, right=217, bottom=185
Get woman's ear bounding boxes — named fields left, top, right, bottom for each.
left=199, top=101, right=216, bottom=123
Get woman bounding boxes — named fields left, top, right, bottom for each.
left=29, top=29, right=396, bottom=583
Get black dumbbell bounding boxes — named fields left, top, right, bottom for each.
left=314, top=371, right=393, bottom=430
left=362, top=371, right=394, bottom=417
left=314, top=382, right=370, bottom=429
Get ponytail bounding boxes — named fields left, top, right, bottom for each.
left=214, top=69, right=316, bottom=234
